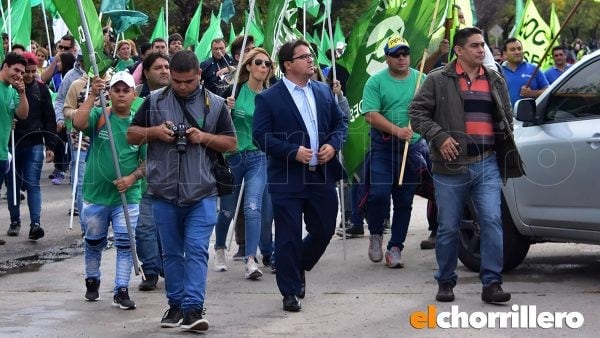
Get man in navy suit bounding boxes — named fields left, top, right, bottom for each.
left=253, top=39, right=347, bottom=312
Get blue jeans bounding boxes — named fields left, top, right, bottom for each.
left=6, top=144, right=44, bottom=224
left=153, top=197, right=217, bottom=311
left=214, top=150, right=267, bottom=259
left=82, top=202, right=139, bottom=293
left=259, top=188, right=274, bottom=256
left=135, top=194, right=162, bottom=276
left=366, top=141, right=421, bottom=251
left=433, top=153, right=503, bottom=287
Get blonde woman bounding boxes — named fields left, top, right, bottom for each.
left=35, top=47, right=50, bottom=75
left=115, top=40, right=134, bottom=72
left=214, top=48, right=274, bottom=280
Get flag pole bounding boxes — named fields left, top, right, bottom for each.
left=303, top=2, right=306, bottom=39
left=230, top=0, right=256, bottom=97
left=7, top=0, right=18, bottom=207
left=75, top=0, right=142, bottom=276
left=326, top=0, right=346, bottom=260
left=227, top=179, right=245, bottom=252
left=165, top=0, right=169, bottom=39
left=270, top=1, right=290, bottom=61
left=69, top=79, right=90, bottom=230
left=525, top=0, right=583, bottom=88
left=398, top=0, right=441, bottom=186
left=40, top=0, right=53, bottom=55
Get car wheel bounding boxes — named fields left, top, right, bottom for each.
left=458, top=198, right=531, bottom=272
left=501, top=202, right=530, bottom=272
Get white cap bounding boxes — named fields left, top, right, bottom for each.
left=109, top=71, right=135, bottom=88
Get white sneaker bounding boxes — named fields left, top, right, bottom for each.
left=213, top=248, right=227, bottom=272
left=244, top=257, right=263, bottom=280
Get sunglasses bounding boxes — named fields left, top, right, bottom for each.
left=253, top=59, right=273, bottom=67
left=57, top=45, right=72, bottom=50
left=388, top=51, right=410, bottom=58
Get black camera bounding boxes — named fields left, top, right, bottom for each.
left=171, top=123, right=188, bottom=153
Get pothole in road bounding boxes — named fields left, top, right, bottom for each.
left=0, top=242, right=84, bottom=276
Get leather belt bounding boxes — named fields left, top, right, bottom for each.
left=465, top=149, right=493, bottom=163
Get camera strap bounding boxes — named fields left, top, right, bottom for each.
left=174, top=89, right=223, bottom=166
left=175, top=91, right=207, bottom=131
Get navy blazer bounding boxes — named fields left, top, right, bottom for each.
left=253, top=79, right=348, bottom=193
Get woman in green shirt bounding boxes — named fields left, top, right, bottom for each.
left=114, top=40, right=135, bottom=72
left=213, top=48, right=274, bottom=280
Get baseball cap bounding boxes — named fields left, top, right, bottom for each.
left=110, top=71, right=135, bottom=88
left=384, top=35, right=410, bottom=55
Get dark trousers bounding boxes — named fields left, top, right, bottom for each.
left=271, top=177, right=338, bottom=297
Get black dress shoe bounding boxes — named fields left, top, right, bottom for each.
left=282, top=295, right=301, bottom=312
left=299, top=271, right=305, bottom=299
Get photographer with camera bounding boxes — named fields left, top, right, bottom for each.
left=127, top=50, right=236, bottom=332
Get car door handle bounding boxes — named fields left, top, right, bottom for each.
left=586, top=136, right=600, bottom=144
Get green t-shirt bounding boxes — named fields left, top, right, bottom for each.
left=82, top=107, right=145, bottom=205
left=361, top=68, right=423, bottom=144
left=115, top=59, right=135, bottom=72
left=0, top=81, right=20, bottom=160
left=231, top=82, right=258, bottom=152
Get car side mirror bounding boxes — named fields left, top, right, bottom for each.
left=515, top=98, right=536, bottom=123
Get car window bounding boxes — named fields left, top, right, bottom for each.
left=545, top=58, right=600, bottom=122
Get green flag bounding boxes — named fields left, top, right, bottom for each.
left=340, top=0, right=448, bottom=177
left=228, top=23, right=236, bottom=52
left=264, top=0, right=298, bottom=55
left=334, top=17, right=345, bottom=47
left=545, top=3, right=561, bottom=69
left=295, top=0, right=320, bottom=17
left=184, top=1, right=203, bottom=49
left=44, top=0, right=59, bottom=19
left=221, top=0, right=235, bottom=24
left=100, top=0, right=127, bottom=13
left=123, top=0, right=144, bottom=40
left=105, top=10, right=148, bottom=35
left=318, top=27, right=331, bottom=66
left=150, top=6, right=167, bottom=42
left=515, top=0, right=524, bottom=29
left=4, top=0, right=32, bottom=48
left=246, top=10, right=264, bottom=47
left=52, top=0, right=110, bottom=74
left=514, top=0, right=553, bottom=67
left=195, top=8, right=224, bottom=62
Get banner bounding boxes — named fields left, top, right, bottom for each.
left=514, top=0, right=553, bottom=67
left=340, top=0, right=448, bottom=176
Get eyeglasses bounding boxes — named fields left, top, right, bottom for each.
left=57, top=45, right=72, bottom=50
left=292, top=53, right=314, bottom=61
left=387, top=51, right=410, bottom=58
left=253, top=59, right=273, bottom=67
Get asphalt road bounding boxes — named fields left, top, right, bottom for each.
left=0, top=165, right=599, bottom=336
